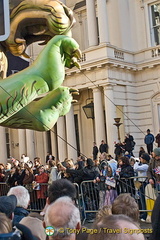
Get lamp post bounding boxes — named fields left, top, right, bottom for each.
left=113, top=118, right=122, bottom=142
left=82, top=100, right=95, bottom=140
left=82, top=101, right=94, bottom=119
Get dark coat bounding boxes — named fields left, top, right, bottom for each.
left=93, top=146, right=98, bottom=160
left=13, top=207, right=29, bottom=225
left=119, top=164, right=134, bottom=178
left=99, top=143, right=108, bottom=154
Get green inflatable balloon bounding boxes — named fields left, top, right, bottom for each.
left=0, top=35, right=81, bottom=131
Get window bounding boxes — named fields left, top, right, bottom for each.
left=150, top=2, right=160, bottom=46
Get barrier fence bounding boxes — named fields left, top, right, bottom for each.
left=0, top=176, right=158, bottom=223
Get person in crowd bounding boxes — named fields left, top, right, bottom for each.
left=155, top=130, right=160, bottom=147
left=56, top=162, right=65, bottom=179
left=48, top=179, right=76, bottom=204
left=129, top=157, right=136, bottom=167
left=95, top=205, right=112, bottom=221
left=94, top=161, right=108, bottom=209
left=11, top=158, right=20, bottom=167
left=34, top=165, right=49, bottom=209
left=88, top=214, right=145, bottom=240
left=7, top=186, right=30, bottom=225
left=44, top=196, right=81, bottom=240
left=147, top=147, right=160, bottom=191
left=7, top=166, right=20, bottom=187
left=99, top=140, right=108, bottom=154
left=149, top=194, right=160, bottom=240
left=0, top=164, right=5, bottom=182
left=4, top=163, right=11, bottom=182
left=0, top=194, right=37, bottom=240
left=0, top=212, right=12, bottom=234
left=139, top=146, right=146, bottom=158
left=112, top=193, right=139, bottom=223
left=117, top=156, right=135, bottom=195
left=124, top=133, right=135, bottom=156
left=134, top=153, right=150, bottom=222
left=20, top=214, right=46, bottom=240
left=64, top=159, right=75, bottom=182
left=61, top=157, right=68, bottom=168
left=46, top=152, right=55, bottom=164
left=48, top=160, right=58, bottom=184
left=114, top=141, right=123, bottom=160
left=106, top=154, right=117, bottom=176
left=40, top=179, right=77, bottom=217
left=22, top=166, right=35, bottom=185
left=93, top=142, right=98, bottom=160
left=67, top=158, right=99, bottom=184
left=144, top=129, right=154, bottom=154
left=33, top=157, right=41, bottom=175
left=99, top=152, right=108, bottom=170
left=0, top=195, right=17, bottom=220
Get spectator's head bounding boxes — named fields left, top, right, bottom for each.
left=0, top=195, right=17, bottom=219
left=48, top=179, right=76, bottom=204
left=112, top=193, right=139, bottom=222
left=153, top=148, right=160, bottom=158
left=129, top=157, right=136, bottom=166
left=38, top=165, right=45, bottom=174
left=34, top=157, right=41, bottom=166
left=5, top=163, right=11, bottom=170
left=66, top=159, right=74, bottom=169
left=20, top=215, right=46, bottom=240
left=48, top=160, right=56, bottom=168
left=86, top=158, right=94, bottom=168
left=44, top=196, right=81, bottom=240
left=7, top=186, right=30, bottom=209
left=0, top=212, right=12, bottom=233
left=57, top=162, right=65, bottom=172
left=140, top=153, right=150, bottom=163
left=96, top=205, right=112, bottom=221
left=118, top=156, right=130, bottom=166
left=101, top=140, right=105, bottom=144
left=77, top=161, right=84, bottom=170
left=147, top=129, right=150, bottom=134
left=88, top=214, right=144, bottom=240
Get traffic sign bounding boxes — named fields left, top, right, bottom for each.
left=0, top=0, right=10, bottom=41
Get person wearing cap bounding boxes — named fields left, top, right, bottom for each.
left=0, top=195, right=17, bottom=220
left=134, top=153, right=150, bottom=221
left=147, top=147, right=160, bottom=191
left=144, top=129, right=154, bottom=154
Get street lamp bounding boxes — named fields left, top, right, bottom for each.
left=113, top=117, right=122, bottom=142
left=82, top=101, right=94, bottom=119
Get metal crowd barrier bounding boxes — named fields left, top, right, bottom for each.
left=80, top=177, right=158, bottom=224
left=0, top=177, right=158, bottom=224
left=0, top=182, right=82, bottom=214
left=0, top=182, right=10, bottom=196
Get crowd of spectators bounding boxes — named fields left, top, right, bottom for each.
left=0, top=138, right=160, bottom=239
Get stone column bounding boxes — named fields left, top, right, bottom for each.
left=26, top=129, right=36, bottom=160
left=86, top=0, right=98, bottom=47
left=92, top=88, right=106, bottom=146
left=103, top=84, right=117, bottom=156
left=65, top=106, right=77, bottom=161
left=0, top=127, right=7, bottom=164
left=18, top=129, right=26, bottom=159
left=57, top=116, right=67, bottom=161
left=97, top=0, right=110, bottom=43
left=50, top=125, right=58, bottom=160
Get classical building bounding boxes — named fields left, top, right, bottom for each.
left=1, top=0, right=160, bottom=163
